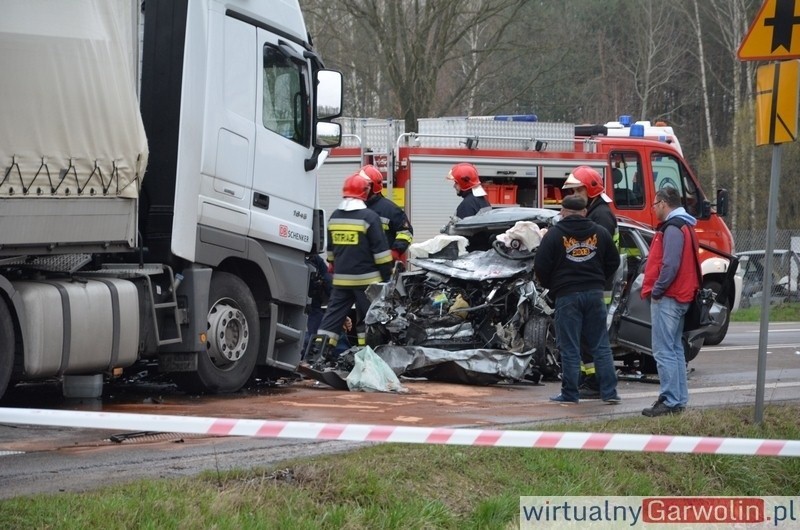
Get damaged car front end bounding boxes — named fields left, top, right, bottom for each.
left=304, top=207, right=736, bottom=388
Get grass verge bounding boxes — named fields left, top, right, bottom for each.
left=732, top=301, right=800, bottom=322
left=2, top=404, right=799, bottom=529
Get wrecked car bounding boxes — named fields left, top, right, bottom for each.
left=303, top=207, right=737, bottom=388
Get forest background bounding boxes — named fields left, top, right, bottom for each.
left=300, top=0, right=800, bottom=238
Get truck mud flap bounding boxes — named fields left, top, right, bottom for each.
left=296, top=363, right=349, bottom=390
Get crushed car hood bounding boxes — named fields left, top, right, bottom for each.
left=411, top=249, right=533, bottom=281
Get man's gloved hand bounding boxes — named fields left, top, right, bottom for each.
left=391, top=249, right=403, bottom=262
left=327, top=262, right=334, bottom=274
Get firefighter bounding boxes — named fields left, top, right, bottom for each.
left=561, top=165, right=618, bottom=243
left=304, top=173, right=393, bottom=362
left=447, top=162, right=491, bottom=219
left=359, top=164, right=414, bottom=262
left=562, top=165, right=619, bottom=399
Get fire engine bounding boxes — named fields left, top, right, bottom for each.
left=317, top=116, right=740, bottom=345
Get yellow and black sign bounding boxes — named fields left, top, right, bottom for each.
left=739, top=0, right=800, bottom=61
left=755, top=60, right=800, bottom=145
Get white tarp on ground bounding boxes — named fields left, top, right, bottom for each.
left=0, top=0, right=147, bottom=198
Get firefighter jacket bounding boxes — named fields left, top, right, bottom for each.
left=534, top=214, right=620, bottom=299
left=326, top=207, right=393, bottom=288
left=642, top=214, right=700, bottom=303
left=365, top=193, right=413, bottom=254
left=455, top=190, right=491, bottom=219
left=587, top=197, right=618, bottom=243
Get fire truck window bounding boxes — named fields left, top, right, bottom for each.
left=651, top=153, right=699, bottom=217
left=263, top=45, right=307, bottom=144
left=610, top=154, right=643, bottom=209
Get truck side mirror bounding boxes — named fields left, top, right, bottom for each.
left=716, top=188, right=729, bottom=217
left=315, top=121, right=341, bottom=148
left=316, top=70, right=342, bottom=120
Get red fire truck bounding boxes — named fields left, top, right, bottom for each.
left=317, top=116, right=740, bottom=344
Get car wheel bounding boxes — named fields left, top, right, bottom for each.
left=700, top=280, right=729, bottom=346
left=683, top=336, right=700, bottom=363
left=524, top=316, right=559, bottom=379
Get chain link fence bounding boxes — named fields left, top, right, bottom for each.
left=732, top=230, right=800, bottom=253
left=731, top=230, right=800, bottom=308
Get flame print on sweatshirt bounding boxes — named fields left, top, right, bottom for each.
left=562, top=233, right=598, bottom=262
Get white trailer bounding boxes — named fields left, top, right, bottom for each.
left=0, top=0, right=343, bottom=398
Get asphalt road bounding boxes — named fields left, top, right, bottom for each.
left=0, top=322, right=797, bottom=499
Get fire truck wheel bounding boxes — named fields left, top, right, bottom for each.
left=175, top=272, right=260, bottom=394
left=700, top=280, right=730, bottom=346
left=0, top=297, right=15, bottom=400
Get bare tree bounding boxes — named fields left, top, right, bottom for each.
left=304, top=0, right=527, bottom=131
left=681, top=0, right=718, bottom=195
left=703, top=0, right=757, bottom=230
left=615, top=1, right=689, bottom=120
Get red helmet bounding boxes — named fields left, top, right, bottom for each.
left=342, top=172, right=371, bottom=201
left=359, top=164, right=383, bottom=194
left=562, top=165, right=605, bottom=198
left=447, top=163, right=481, bottom=192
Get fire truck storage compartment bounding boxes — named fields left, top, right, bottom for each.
left=483, top=183, right=518, bottom=205
left=13, top=278, right=140, bottom=376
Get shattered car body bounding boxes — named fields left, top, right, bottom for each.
left=360, top=207, right=736, bottom=384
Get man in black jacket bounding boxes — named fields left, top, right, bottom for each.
left=359, top=164, right=414, bottom=262
left=562, top=165, right=619, bottom=398
left=534, top=194, right=621, bottom=404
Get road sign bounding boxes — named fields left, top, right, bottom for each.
left=755, top=60, right=800, bottom=145
left=739, top=0, right=800, bottom=61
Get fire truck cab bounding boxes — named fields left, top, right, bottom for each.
left=318, top=116, right=739, bottom=345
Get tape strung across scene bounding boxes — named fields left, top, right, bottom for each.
left=0, top=408, right=797, bottom=457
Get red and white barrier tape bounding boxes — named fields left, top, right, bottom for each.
left=0, top=408, right=797, bottom=457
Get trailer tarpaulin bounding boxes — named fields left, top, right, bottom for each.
left=0, top=0, right=147, bottom=198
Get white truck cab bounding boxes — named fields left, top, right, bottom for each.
left=0, top=0, right=343, bottom=398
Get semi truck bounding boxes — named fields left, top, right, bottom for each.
left=0, top=0, right=343, bottom=399
left=318, top=116, right=741, bottom=345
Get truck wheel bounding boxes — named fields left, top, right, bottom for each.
left=176, top=272, right=260, bottom=394
left=701, top=280, right=730, bottom=346
left=524, top=316, right=559, bottom=379
left=0, top=298, right=15, bottom=400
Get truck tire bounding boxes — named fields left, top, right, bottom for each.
left=175, top=272, right=260, bottom=394
left=701, top=280, right=730, bottom=346
left=0, top=298, right=15, bottom=400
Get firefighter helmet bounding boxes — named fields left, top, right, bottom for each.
left=342, top=172, right=371, bottom=200
left=447, top=163, right=481, bottom=192
left=562, top=165, right=605, bottom=198
left=359, top=164, right=383, bottom=194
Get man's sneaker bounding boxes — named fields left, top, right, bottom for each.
left=579, top=386, right=601, bottom=399
left=549, top=393, right=579, bottom=404
left=602, top=395, right=621, bottom=405
left=642, top=399, right=684, bottom=417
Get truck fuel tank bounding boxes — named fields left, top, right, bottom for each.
left=13, top=278, right=140, bottom=377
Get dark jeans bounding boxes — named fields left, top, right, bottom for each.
left=554, top=290, right=618, bottom=401
left=318, top=286, right=371, bottom=346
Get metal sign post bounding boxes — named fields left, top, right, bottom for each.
left=738, top=0, right=800, bottom=425
left=754, top=146, right=782, bottom=424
